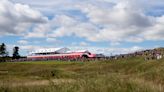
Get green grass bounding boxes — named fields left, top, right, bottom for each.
left=0, top=57, right=164, bottom=92
left=5, top=61, right=84, bottom=65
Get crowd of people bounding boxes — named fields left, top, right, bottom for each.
left=108, top=48, right=164, bottom=61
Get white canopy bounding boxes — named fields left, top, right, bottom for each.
left=29, top=47, right=70, bottom=54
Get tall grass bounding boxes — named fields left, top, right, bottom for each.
left=0, top=57, right=164, bottom=92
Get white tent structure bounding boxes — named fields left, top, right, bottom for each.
left=29, top=47, right=70, bottom=55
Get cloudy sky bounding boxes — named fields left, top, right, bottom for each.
left=0, top=0, right=164, bottom=55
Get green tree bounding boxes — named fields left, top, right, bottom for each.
left=12, top=46, right=20, bottom=59
left=0, top=43, right=8, bottom=57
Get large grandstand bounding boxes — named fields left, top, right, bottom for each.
left=27, top=47, right=98, bottom=60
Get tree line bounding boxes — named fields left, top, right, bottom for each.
left=0, top=43, right=20, bottom=61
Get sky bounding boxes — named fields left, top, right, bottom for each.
left=0, top=0, right=164, bottom=56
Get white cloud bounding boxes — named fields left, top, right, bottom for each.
left=110, top=42, right=120, bottom=46
left=17, top=40, right=28, bottom=45
left=23, top=0, right=162, bottom=44
left=6, top=44, right=42, bottom=56
left=46, top=38, right=57, bottom=42
left=25, top=23, right=50, bottom=38
left=68, top=46, right=143, bottom=56
left=0, top=0, right=48, bottom=36
left=5, top=0, right=164, bottom=56
left=20, top=45, right=43, bottom=51
left=143, top=16, right=164, bottom=40
left=2, top=0, right=164, bottom=44
left=72, top=0, right=163, bottom=42
left=47, top=15, right=98, bottom=40
left=72, top=1, right=153, bottom=42
left=79, top=42, right=89, bottom=46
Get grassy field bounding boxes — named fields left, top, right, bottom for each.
left=0, top=57, right=164, bottom=92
